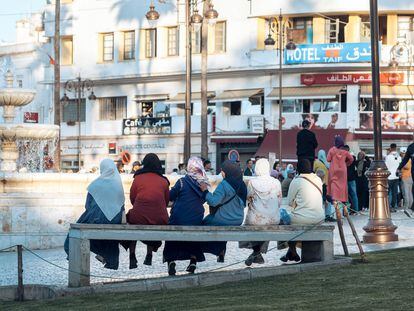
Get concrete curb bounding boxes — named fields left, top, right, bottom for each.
left=0, top=257, right=352, bottom=301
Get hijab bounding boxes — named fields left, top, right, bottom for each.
left=87, top=159, right=125, bottom=221
left=221, top=160, right=247, bottom=205
left=334, top=135, right=345, bottom=149
left=134, top=153, right=169, bottom=184
left=317, top=149, right=330, bottom=169
left=187, top=157, right=210, bottom=186
left=250, top=159, right=280, bottom=199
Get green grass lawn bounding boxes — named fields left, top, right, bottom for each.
left=2, top=248, right=414, bottom=311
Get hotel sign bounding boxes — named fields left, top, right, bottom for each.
left=285, top=43, right=373, bottom=64
left=301, top=73, right=404, bottom=85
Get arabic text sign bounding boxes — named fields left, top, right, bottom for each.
left=301, top=73, right=404, bottom=85
left=285, top=43, right=373, bottom=64
left=123, top=117, right=172, bottom=135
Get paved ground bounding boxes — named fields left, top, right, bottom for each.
left=1, top=210, right=413, bottom=287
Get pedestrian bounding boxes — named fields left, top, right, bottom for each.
left=178, top=163, right=187, bottom=175
left=244, top=159, right=254, bottom=176
left=385, top=143, right=401, bottom=213
left=399, top=147, right=413, bottom=212
left=398, top=143, right=414, bottom=216
left=130, top=160, right=142, bottom=174
left=163, top=157, right=209, bottom=275
left=64, top=159, right=125, bottom=270
left=203, top=159, right=213, bottom=175
left=116, top=159, right=125, bottom=173
left=313, top=150, right=329, bottom=184
left=281, top=168, right=295, bottom=198
left=343, top=145, right=359, bottom=214
left=122, top=153, right=170, bottom=268
left=327, top=136, right=353, bottom=208
left=200, top=160, right=247, bottom=263
left=296, top=119, right=318, bottom=169
left=355, top=151, right=371, bottom=211
left=239, top=159, right=282, bottom=266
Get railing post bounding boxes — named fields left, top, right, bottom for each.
left=17, top=245, right=24, bottom=301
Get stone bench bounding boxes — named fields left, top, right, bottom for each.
left=68, top=224, right=335, bottom=288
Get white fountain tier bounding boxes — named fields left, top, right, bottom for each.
left=0, top=123, right=59, bottom=141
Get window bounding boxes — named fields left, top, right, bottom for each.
left=214, top=21, right=226, bottom=53
left=17, top=79, right=23, bottom=88
left=192, top=27, right=201, bottom=54
left=290, top=18, right=311, bottom=44
left=229, top=101, right=241, bottom=115
left=98, top=97, right=127, bottom=120
left=145, top=29, right=157, bottom=58
left=61, top=36, right=73, bottom=65
left=280, top=99, right=303, bottom=113
left=123, top=31, right=135, bottom=60
left=167, top=26, right=179, bottom=56
left=311, top=100, right=340, bottom=112
left=325, top=19, right=339, bottom=43
left=359, top=98, right=413, bottom=112
left=141, top=101, right=153, bottom=117
left=397, top=16, right=414, bottom=41
left=62, top=99, right=86, bottom=122
left=102, top=33, right=114, bottom=62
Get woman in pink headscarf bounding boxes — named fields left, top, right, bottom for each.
left=327, top=136, right=353, bottom=203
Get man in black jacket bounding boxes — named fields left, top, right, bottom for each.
left=296, top=120, right=318, bottom=169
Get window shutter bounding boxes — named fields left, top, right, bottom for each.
left=207, top=24, right=215, bottom=54
left=119, top=31, right=125, bottom=61
left=97, top=34, right=103, bottom=63
left=139, top=29, right=146, bottom=60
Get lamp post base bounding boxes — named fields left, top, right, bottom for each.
left=363, top=160, right=398, bottom=244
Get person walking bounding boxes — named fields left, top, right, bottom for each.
left=385, top=143, right=401, bottom=213
left=399, top=147, right=413, bottom=212
left=244, top=159, right=254, bottom=176
left=355, top=151, right=371, bottom=211
left=296, top=120, right=318, bottom=169
left=343, top=145, right=359, bottom=214
left=398, top=143, right=414, bottom=216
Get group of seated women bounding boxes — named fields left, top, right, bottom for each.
left=64, top=154, right=324, bottom=275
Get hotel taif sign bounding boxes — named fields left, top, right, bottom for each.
left=285, top=43, right=374, bottom=65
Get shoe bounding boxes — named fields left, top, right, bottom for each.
left=245, top=252, right=258, bottom=266
left=391, top=208, right=397, bottom=213
left=143, top=254, right=152, bottom=266
left=404, top=209, right=412, bottom=218
left=280, top=250, right=301, bottom=263
left=95, top=255, right=106, bottom=265
left=253, top=253, right=265, bottom=264
left=217, top=254, right=225, bottom=263
left=186, top=263, right=197, bottom=274
left=168, top=262, right=176, bottom=276
left=129, top=254, right=138, bottom=269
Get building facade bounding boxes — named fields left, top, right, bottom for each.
left=31, top=0, right=414, bottom=171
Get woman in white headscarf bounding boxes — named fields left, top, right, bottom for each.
left=239, top=158, right=282, bottom=266
left=64, top=159, right=125, bottom=270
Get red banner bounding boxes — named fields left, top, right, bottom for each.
left=301, top=73, right=404, bottom=86
left=23, top=112, right=39, bottom=123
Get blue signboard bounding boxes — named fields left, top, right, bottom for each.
left=284, top=42, right=374, bottom=65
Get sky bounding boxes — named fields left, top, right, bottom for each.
left=0, top=0, right=47, bottom=43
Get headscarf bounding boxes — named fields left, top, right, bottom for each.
left=187, top=156, right=210, bottom=186
left=133, top=153, right=169, bottom=184
left=221, top=160, right=247, bottom=205
left=357, top=151, right=366, bottom=177
left=87, top=159, right=125, bottom=221
left=317, top=149, right=330, bottom=169
left=334, top=135, right=345, bottom=149
left=250, top=159, right=280, bottom=199
left=297, top=159, right=313, bottom=174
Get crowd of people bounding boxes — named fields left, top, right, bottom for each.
left=63, top=118, right=414, bottom=274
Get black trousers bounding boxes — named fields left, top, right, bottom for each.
left=297, top=156, right=315, bottom=171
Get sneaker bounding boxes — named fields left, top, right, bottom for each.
left=253, top=253, right=265, bottom=264
left=168, top=262, right=176, bottom=276
left=404, top=209, right=412, bottom=218
left=143, top=254, right=152, bottom=266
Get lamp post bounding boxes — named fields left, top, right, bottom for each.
left=363, top=0, right=398, bottom=243
left=146, top=0, right=218, bottom=163
left=61, top=75, right=96, bottom=172
left=264, top=10, right=296, bottom=165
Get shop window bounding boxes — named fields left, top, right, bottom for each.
left=98, top=96, right=127, bottom=120
left=397, top=16, right=414, bottom=42
left=311, top=100, right=339, bottom=112
left=62, top=99, right=86, bottom=122
left=230, top=101, right=241, bottom=115
left=279, top=99, right=303, bottom=113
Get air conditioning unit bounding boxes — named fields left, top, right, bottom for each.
left=249, top=116, right=264, bottom=134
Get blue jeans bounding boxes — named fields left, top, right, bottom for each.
left=388, top=179, right=399, bottom=209
left=348, top=181, right=359, bottom=212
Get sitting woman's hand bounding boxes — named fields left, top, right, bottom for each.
left=200, top=183, right=209, bottom=192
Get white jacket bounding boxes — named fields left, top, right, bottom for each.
left=385, top=151, right=402, bottom=180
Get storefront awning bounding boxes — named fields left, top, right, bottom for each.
left=210, top=89, right=263, bottom=102
left=211, top=134, right=259, bottom=144
left=255, top=129, right=350, bottom=161
left=134, top=94, right=169, bottom=101
left=360, top=85, right=414, bottom=99
left=166, top=91, right=216, bottom=104
left=267, top=86, right=343, bottom=99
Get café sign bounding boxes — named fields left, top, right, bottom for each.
left=285, top=43, right=373, bottom=64
left=123, top=117, right=171, bottom=135
left=301, top=73, right=404, bottom=85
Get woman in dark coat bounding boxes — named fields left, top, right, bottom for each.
left=123, top=153, right=170, bottom=268
left=64, top=159, right=125, bottom=270
left=355, top=151, right=371, bottom=211
left=201, top=160, right=247, bottom=262
left=163, top=157, right=210, bottom=276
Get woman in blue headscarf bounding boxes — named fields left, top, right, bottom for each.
left=200, top=160, right=247, bottom=263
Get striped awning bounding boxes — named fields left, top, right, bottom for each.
left=211, top=89, right=263, bottom=102
left=360, top=85, right=414, bottom=98
left=267, top=86, right=343, bottom=99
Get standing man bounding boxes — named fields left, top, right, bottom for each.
left=296, top=120, right=318, bottom=169
left=399, top=147, right=413, bottom=212
left=385, top=143, right=401, bottom=213
left=244, top=159, right=254, bottom=176
left=344, top=145, right=359, bottom=214
left=398, top=142, right=414, bottom=216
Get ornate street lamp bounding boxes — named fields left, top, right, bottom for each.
left=61, top=76, right=96, bottom=172
left=363, top=0, right=398, bottom=243
left=264, top=10, right=296, bottom=166
left=146, top=0, right=218, bottom=163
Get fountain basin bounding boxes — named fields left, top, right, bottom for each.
left=0, top=89, right=36, bottom=107
left=0, top=124, right=59, bottom=141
